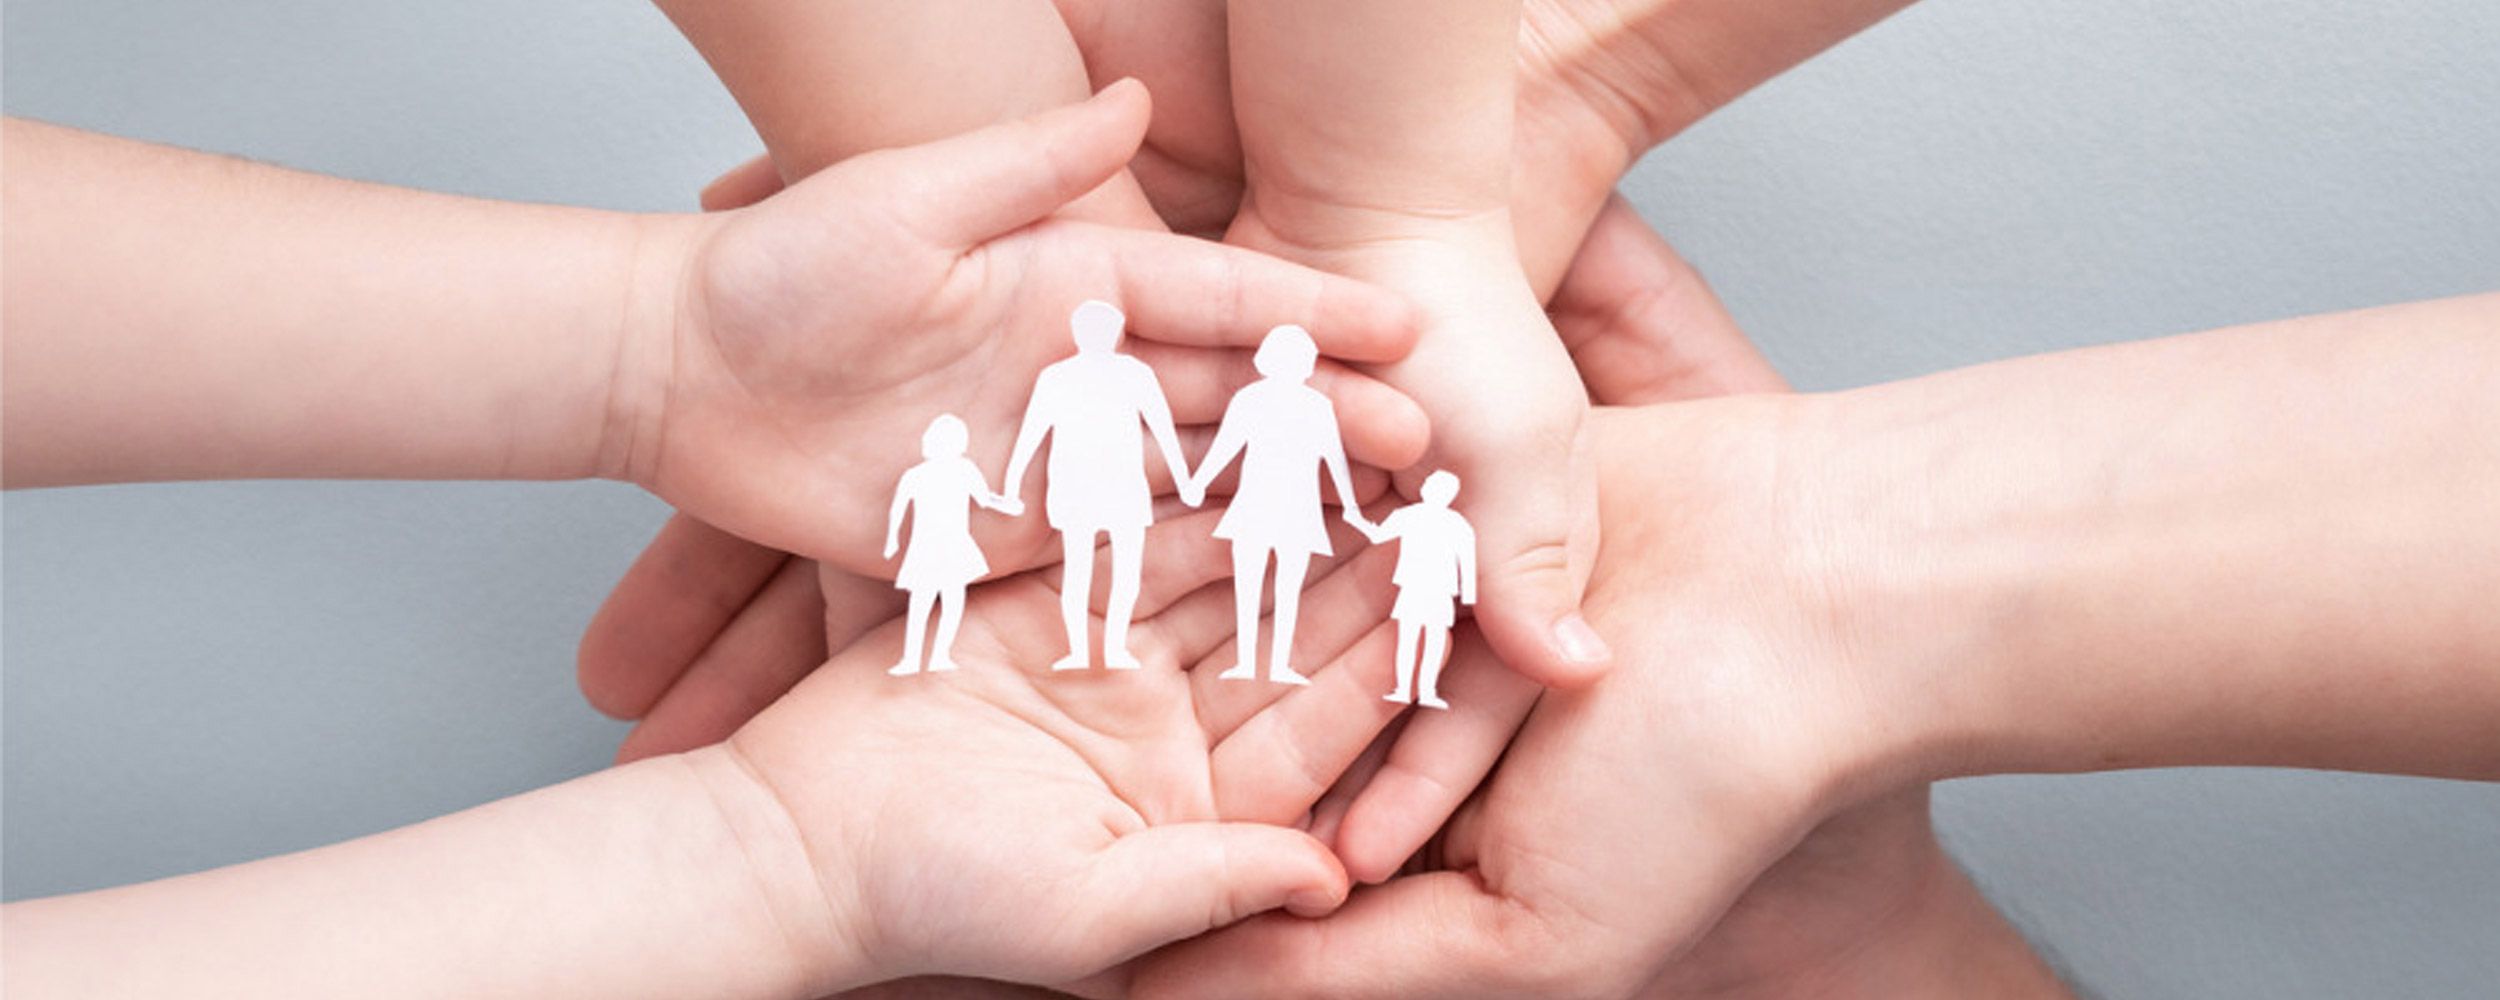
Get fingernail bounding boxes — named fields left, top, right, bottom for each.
left=1554, top=613, right=1612, bottom=666
left=1286, top=886, right=1342, bottom=916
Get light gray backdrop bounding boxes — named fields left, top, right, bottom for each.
left=5, top=1, right=2496, bottom=996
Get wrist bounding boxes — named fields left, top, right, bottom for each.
left=596, top=212, right=707, bottom=487
left=675, top=743, right=872, bottom=995
left=1771, top=391, right=2016, bottom=801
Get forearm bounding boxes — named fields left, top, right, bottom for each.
left=1818, top=295, right=2500, bottom=783
left=1229, top=0, right=1519, bottom=244
left=2, top=746, right=849, bottom=1000
left=1, top=119, right=670, bottom=486
left=651, top=0, right=1152, bottom=221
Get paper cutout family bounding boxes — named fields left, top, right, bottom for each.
left=884, top=300, right=1477, bottom=709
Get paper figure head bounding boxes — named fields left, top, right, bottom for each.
left=921, top=412, right=970, bottom=459
left=1070, top=299, right=1125, bottom=354
left=1253, top=325, right=1317, bottom=381
left=1422, top=469, right=1461, bottom=505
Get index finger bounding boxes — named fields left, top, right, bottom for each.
left=1080, top=222, right=1419, bottom=364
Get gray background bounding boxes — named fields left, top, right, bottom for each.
left=5, top=1, right=2496, bottom=995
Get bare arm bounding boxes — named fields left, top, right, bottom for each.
left=0, top=118, right=661, bottom=487
left=648, top=0, right=1155, bottom=223
left=1, top=749, right=844, bottom=1000
left=1805, top=294, right=2500, bottom=786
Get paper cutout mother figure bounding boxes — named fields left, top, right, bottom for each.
left=1003, top=300, right=1203, bottom=671
left=1189, top=325, right=1371, bottom=685
left=1364, top=470, right=1479, bottom=708
left=885, top=413, right=1018, bottom=676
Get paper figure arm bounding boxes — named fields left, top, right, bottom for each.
left=1455, top=519, right=1479, bottom=606
left=1190, top=397, right=1251, bottom=498
left=1001, top=380, right=1053, bottom=510
left=883, top=475, right=912, bottom=560
left=1137, top=369, right=1203, bottom=506
left=1321, top=414, right=1371, bottom=535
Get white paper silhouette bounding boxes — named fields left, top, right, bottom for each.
left=1003, top=300, right=1202, bottom=671
left=886, top=414, right=1018, bottom=676
left=1188, top=325, right=1372, bottom=685
left=1363, top=470, right=1478, bottom=709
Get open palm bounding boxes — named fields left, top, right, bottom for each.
left=637, top=82, right=1419, bottom=581
left=722, top=504, right=1430, bottom=991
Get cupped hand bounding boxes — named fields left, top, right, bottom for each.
left=617, top=81, right=1424, bottom=581
left=721, top=508, right=1376, bottom=991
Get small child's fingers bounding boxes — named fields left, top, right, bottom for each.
left=614, top=557, right=831, bottom=762
left=578, top=514, right=790, bottom=721
left=842, top=78, right=1151, bottom=251
left=1088, top=226, right=1417, bottom=363
left=1327, top=629, right=1541, bottom=882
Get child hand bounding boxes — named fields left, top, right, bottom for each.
left=617, top=81, right=1424, bottom=580
left=717, top=512, right=1369, bottom=991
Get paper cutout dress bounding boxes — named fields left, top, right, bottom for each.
left=886, top=413, right=1015, bottom=676
left=1189, top=325, right=1370, bottom=685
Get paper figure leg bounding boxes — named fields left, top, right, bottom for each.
left=928, top=585, right=967, bottom=673
left=1268, top=551, right=1313, bottom=686
left=1102, top=526, right=1146, bottom=670
left=1385, top=620, right=1421, bottom=703
left=891, top=589, right=935, bottom=676
left=1415, top=625, right=1451, bottom=709
left=1221, top=543, right=1269, bottom=680
left=1054, top=529, right=1095, bottom=671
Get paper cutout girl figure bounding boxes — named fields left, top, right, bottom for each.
left=1003, top=300, right=1202, bottom=671
left=885, top=413, right=1017, bottom=676
left=1188, top=325, right=1372, bottom=685
left=1362, top=470, right=1479, bottom=709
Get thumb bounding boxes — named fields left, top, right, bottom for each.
left=1462, top=433, right=1612, bottom=689
left=1073, top=822, right=1349, bottom=962
left=855, top=77, right=1152, bottom=250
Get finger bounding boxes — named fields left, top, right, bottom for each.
left=1303, top=715, right=1404, bottom=848
left=699, top=153, right=786, bottom=213
left=1078, top=822, right=1350, bottom=956
left=1329, top=627, right=1541, bottom=883
left=614, top=557, right=828, bottom=762
left=1138, top=345, right=1429, bottom=470
left=1209, top=622, right=1411, bottom=824
left=1458, top=431, right=1612, bottom=689
left=1187, top=534, right=1398, bottom=738
left=578, top=514, right=789, bottom=720
left=1089, top=224, right=1418, bottom=363
left=1130, top=873, right=1510, bottom=1000
left=851, top=77, right=1152, bottom=250
left=1550, top=194, right=1787, bottom=403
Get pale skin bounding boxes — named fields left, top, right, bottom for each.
left=3, top=511, right=1403, bottom=999
left=586, top=193, right=2073, bottom=999
left=582, top=0, right=1925, bottom=853
left=1, top=87, right=1421, bottom=571
left=1139, top=294, right=2500, bottom=998
left=0, top=91, right=1447, bottom=997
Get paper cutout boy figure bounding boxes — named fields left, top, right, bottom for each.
left=1003, top=300, right=1203, bottom=671
left=1188, top=325, right=1371, bottom=685
left=885, top=414, right=1018, bottom=676
left=1362, top=470, right=1479, bottom=708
